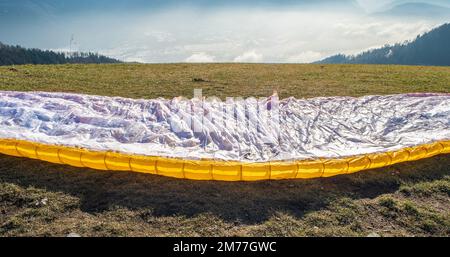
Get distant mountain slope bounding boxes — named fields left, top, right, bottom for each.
left=316, top=23, right=450, bottom=66
left=374, top=2, right=450, bottom=18
left=0, top=42, right=121, bottom=65
left=387, top=0, right=450, bottom=9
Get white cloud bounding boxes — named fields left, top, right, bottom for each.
left=233, top=50, right=263, bottom=63
left=287, top=51, right=323, bottom=63
left=46, top=8, right=446, bottom=63
left=185, top=52, right=216, bottom=63
left=143, top=31, right=176, bottom=43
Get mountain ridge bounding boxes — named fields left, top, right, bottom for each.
left=315, top=23, right=450, bottom=66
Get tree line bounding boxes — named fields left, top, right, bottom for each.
left=0, top=42, right=121, bottom=65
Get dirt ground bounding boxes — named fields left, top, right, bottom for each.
left=1, top=153, right=448, bottom=236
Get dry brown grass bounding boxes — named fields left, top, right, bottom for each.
left=0, top=63, right=449, bottom=99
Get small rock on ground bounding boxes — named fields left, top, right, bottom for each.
left=67, top=232, right=81, bottom=237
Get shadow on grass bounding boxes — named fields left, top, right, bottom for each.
left=0, top=154, right=449, bottom=224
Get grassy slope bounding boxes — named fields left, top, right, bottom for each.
left=0, top=63, right=449, bottom=237
left=1, top=63, right=449, bottom=99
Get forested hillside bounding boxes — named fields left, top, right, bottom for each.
left=317, top=23, right=450, bottom=66
left=0, top=42, right=120, bottom=65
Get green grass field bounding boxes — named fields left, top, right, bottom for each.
left=0, top=63, right=449, bottom=236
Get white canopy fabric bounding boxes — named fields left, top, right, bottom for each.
left=0, top=91, right=449, bottom=162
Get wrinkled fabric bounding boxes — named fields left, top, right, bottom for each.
left=0, top=91, right=449, bottom=162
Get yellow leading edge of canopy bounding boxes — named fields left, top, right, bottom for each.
left=0, top=138, right=449, bottom=181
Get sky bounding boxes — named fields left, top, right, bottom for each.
left=0, top=0, right=449, bottom=63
